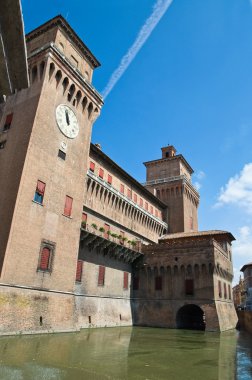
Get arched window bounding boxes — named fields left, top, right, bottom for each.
left=88, top=102, right=93, bottom=119
left=55, top=70, right=62, bottom=87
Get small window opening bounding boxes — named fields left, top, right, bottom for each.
left=82, top=97, right=88, bottom=112
left=49, top=62, right=55, bottom=79
left=166, top=152, right=169, bottom=158
left=39, top=316, right=43, bottom=326
left=55, top=70, right=62, bottom=87
left=34, top=180, right=46, bottom=204
left=62, top=77, right=69, bottom=94
left=88, top=316, right=91, bottom=324
left=40, top=61, right=45, bottom=79
left=88, top=102, right=93, bottom=119
left=32, top=66, right=38, bottom=82
left=119, top=314, right=122, bottom=321
left=58, top=149, right=66, bottom=160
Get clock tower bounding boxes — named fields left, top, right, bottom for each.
left=0, top=16, right=103, bottom=297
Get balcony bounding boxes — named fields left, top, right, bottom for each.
left=80, top=226, right=143, bottom=264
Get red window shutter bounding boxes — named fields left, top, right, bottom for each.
left=127, top=189, right=132, bottom=199
left=218, top=281, right=222, bottom=298
left=89, top=161, right=95, bottom=172
left=140, top=198, right=143, bottom=207
left=123, top=272, right=129, bottom=290
left=64, top=195, right=73, bottom=216
left=40, top=247, right=50, bottom=270
left=76, top=260, right=83, bottom=282
left=36, top=180, right=46, bottom=195
left=82, top=213, right=87, bottom=222
left=5, top=113, right=13, bottom=125
left=150, top=206, right=153, bottom=214
left=185, top=279, right=194, bottom=295
left=155, top=276, right=162, bottom=291
left=98, top=265, right=105, bottom=286
left=145, top=202, right=148, bottom=211
left=134, top=193, right=137, bottom=203
left=104, top=223, right=110, bottom=239
left=99, top=168, right=104, bottom=178
left=108, top=174, right=112, bottom=184
left=133, top=276, right=139, bottom=290
left=120, top=184, right=124, bottom=194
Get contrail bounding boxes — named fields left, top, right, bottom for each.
left=102, top=0, right=174, bottom=100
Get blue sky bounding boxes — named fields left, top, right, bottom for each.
left=22, top=0, right=252, bottom=283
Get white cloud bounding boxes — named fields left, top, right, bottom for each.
left=194, top=181, right=201, bottom=191
left=216, top=163, right=252, bottom=213
left=193, top=170, right=205, bottom=190
left=195, top=170, right=206, bottom=180
left=102, top=0, right=174, bottom=99
left=233, top=225, right=252, bottom=260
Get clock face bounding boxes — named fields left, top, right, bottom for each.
left=55, top=104, right=79, bottom=139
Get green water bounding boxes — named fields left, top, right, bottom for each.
left=0, top=327, right=251, bottom=380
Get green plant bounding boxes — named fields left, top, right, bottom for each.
left=131, top=240, right=137, bottom=247
left=122, top=237, right=127, bottom=242
left=91, top=223, right=97, bottom=230
left=81, top=221, right=86, bottom=229
left=99, top=227, right=105, bottom=233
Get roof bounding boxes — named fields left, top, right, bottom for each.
left=143, top=154, right=194, bottom=175
left=90, top=143, right=167, bottom=209
left=159, top=230, right=235, bottom=242
left=240, top=262, right=252, bottom=272
left=26, top=15, right=100, bottom=69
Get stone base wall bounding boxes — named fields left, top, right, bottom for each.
left=75, top=296, right=132, bottom=328
left=237, top=310, right=252, bottom=334
left=131, top=299, right=237, bottom=332
left=215, top=301, right=238, bottom=331
left=0, top=285, right=133, bottom=335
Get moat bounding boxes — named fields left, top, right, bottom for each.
left=0, top=327, right=251, bottom=380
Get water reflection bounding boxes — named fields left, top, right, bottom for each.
left=0, top=327, right=249, bottom=380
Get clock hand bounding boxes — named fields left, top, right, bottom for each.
left=65, top=110, right=70, bottom=125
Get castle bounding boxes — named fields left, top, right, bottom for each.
left=0, top=14, right=237, bottom=334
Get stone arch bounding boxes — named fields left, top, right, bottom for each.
left=55, top=70, right=62, bottom=87
left=76, top=90, right=82, bottom=106
left=194, top=264, right=200, bottom=278
left=32, top=65, right=38, bottom=82
left=40, top=61, right=45, bottom=79
left=49, top=62, right=55, bottom=79
left=176, top=304, right=205, bottom=330
left=82, top=96, right=88, bottom=112
left=68, top=84, right=75, bottom=102
left=88, top=102, right=93, bottom=119
left=62, top=77, right=69, bottom=94
left=173, top=265, right=178, bottom=276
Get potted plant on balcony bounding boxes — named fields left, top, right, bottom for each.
left=111, top=233, right=118, bottom=242
left=81, top=220, right=86, bottom=229
left=122, top=237, right=128, bottom=245
left=91, top=223, right=98, bottom=233
left=107, top=230, right=112, bottom=240
left=131, top=240, right=137, bottom=249
left=99, top=226, right=105, bottom=236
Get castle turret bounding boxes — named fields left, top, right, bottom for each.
left=143, top=145, right=199, bottom=233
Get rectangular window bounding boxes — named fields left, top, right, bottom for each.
left=89, top=161, right=95, bottom=172
left=58, top=149, right=66, bottom=160
left=218, top=280, right=222, bottom=298
left=120, top=184, right=124, bottom=194
left=99, top=168, right=104, bottom=179
left=133, top=276, right=139, bottom=290
left=185, top=279, right=194, bottom=295
left=34, top=180, right=46, bottom=204
left=155, top=276, right=162, bottom=291
left=104, top=223, right=110, bottom=239
left=140, top=198, right=143, bottom=207
left=3, top=113, right=13, bottom=131
left=133, top=193, right=137, bottom=203
left=107, top=174, right=112, bottom=185
left=81, top=213, right=87, bottom=229
left=145, top=202, right=148, bottom=211
left=224, top=283, right=227, bottom=299
left=75, top=260, right=83, bottom=282
left=123, top=272, right=129, bottom=290
left=155, top=209, right=158, bottom=217
left=150, top=206, right=153, bottom=214
left=98, top=265, right=105, bottom=286
left=64, top=195, right=73, bottom=217
left=37, top=241, right=55, bottom=272
left=127, top=189, right=132, bottom=199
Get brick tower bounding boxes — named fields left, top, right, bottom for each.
left=143, top=145, right=199, bottom=233
left=0, top=16, right=103, bottom=294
